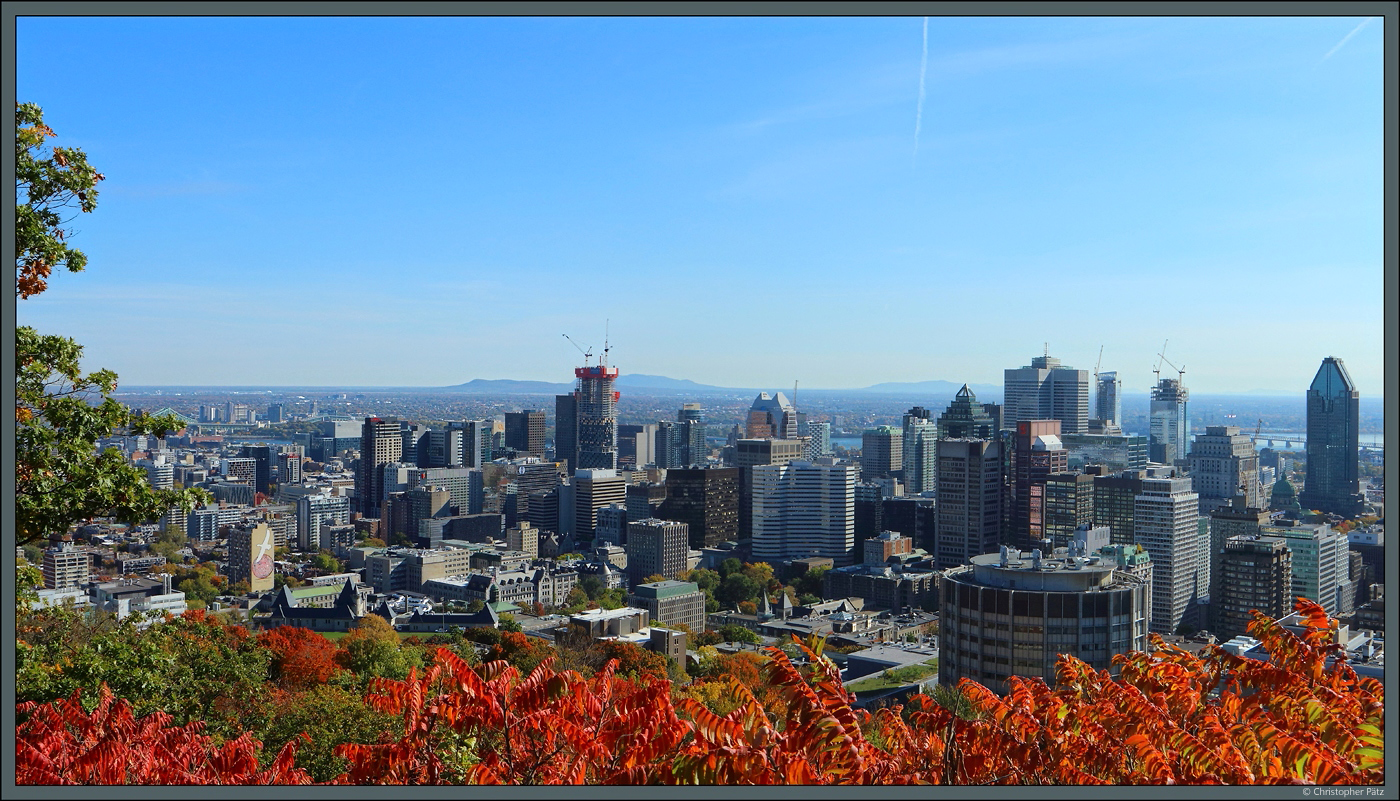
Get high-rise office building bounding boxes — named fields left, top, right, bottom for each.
left=417, top=429, right=464, bottom=468
left=1044, top=472, right=1095, bottom=549
left=1298, top=357, right=1364, bottom=516
left=1188, top=426, right=1262, bottom=514
left=678, top=403, right=707, bottom=467
left=406, top=466, right=483, bottom=517
left=573, top=362, right=620, bottom=471
left=555, top=393, right=578, bottom=473
left=297, top=493, right=351, bottom=551
left=735, top=438, right=806, bottom=539
left=227, top=522, right=275, bottom=592
left=751, top=459, right=856, bottom=566
left=1134, top=473, right=1202, bottom=633
left=626, top=518, right=691, bottom=586
left=241, top=445, right=275, bottom=496
left=1091, top=468, right=1145, bottom=545
left=1266, top=522, right=1351, bottom=618
left=939, top=544, right=1150, bottom=695
left=1012, top=420, right=1068, bottom=548
left=400, top=423, right=428, bottom=466
left=861, top=426, right=903, bottom=482
left=1149, top=378, right=1189, bottom=466
left=1095, top=370, right=1122, bottom=428
left=1206, top=495, right=1270, bottom=630
left=222, top=457, right=257, bottom=486
left=445, top=420, right=494, bottom=469
left=505, top=410, right=547, bottom=459
left=933, top=438, right=1006, bottom=570
left=657, top=466, right=739, bottom=549
left=936, top=385, right=998, bottom=440
left=745, top=392, right=798, bottom=439
left=358, top=417, right=402, bottom=518
left=654, top=420, right=680, bottom=468
left=277, top=452, right=302, bottom=486
left=901, top=407, right=937, bottom=495
left=43, top=539, right=88, bottom=590
left=1060, top=432, right=1149, bottom=474
left=617, top=423, right=650, bottom=469
left=1215, top=535, right=1292, bottom=640
left=573, top=469, right=627, bottom=542
left=805, top=421, right=832, bottom=460
left=1004, top=354, right=1090, bottom=435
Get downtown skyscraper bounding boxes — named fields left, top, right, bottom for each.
left=1004, top=353, right=1090, bottom=435
left=1298, top=357, right=1364, bottom=517
left=556, top=359, right=620, bottom=474
left=1149, top=377, right=1189, bottom=466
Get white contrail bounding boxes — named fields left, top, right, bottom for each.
left=913, top=17, right=928, bottom=159
left=1321, top=17, right=1373, bottom=62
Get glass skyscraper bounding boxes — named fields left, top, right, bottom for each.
left=1298, top=357, right=1364, bottom=517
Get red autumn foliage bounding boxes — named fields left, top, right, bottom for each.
left=15, top=685, right=310, bottom=785
left=15, top=599, right=1383, bottom=785
left=260, top=626, right=341, bottom=689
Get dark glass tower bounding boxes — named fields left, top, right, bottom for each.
left=937, top=385, right=998, bottom=440
left=1298, top=357, right=1363, bottom=517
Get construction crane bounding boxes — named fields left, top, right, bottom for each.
left=1094, top=345, right=1104, bottom=382
left=1253, top=417, right=1264, bottom=444
left=1158, top=351, right=1185, bottom=383
left=562, top=333, right=592, bottom=363
left=1152, top=339, right=1168, bottom=384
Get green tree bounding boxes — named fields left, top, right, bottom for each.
left=717, top=624, right=760, bottom=645
left=716, top=572, right=760, bottom=608
left=338, top=614, right=411, bottom=681
left=15, top=102, right=103, bottom=298
left=312, top=551, right=344, bottom=574
left=15, top=103, right=208, bottom=546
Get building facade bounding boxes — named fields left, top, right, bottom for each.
left=1298, top=357, right=1364, bottom=516
left=1003, top=354, right=1090, bottom=435
left=939, top=545, right=1150, bottom=695
left=1148, top=378, right=1189, bottom=466
left=626, top=518, right=691, bottom=586
left=933, top=438, right=1006, bottom=570
left=1188, top=426, right=1262, bottom=514
left=751, top=459, right=856, bottom=567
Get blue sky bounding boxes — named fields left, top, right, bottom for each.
left=15, top=15, right=1385, bottom=395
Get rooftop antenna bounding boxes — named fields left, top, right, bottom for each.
left=1044, top=342, right=1049, bottom=358
left=602, top=319, right=610, bottom=368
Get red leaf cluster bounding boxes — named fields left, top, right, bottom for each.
left=16, top=685, right=310, bottom=785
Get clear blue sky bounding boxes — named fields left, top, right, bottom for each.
left=16, top=15, right=1385, bottom=395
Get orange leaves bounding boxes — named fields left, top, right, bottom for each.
left=14, top=600, right=1384, bottom=785
left=260, top=626, right=341, bottom=689
left=15, top=685, right=311, bottom=785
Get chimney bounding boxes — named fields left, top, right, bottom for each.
left=162, top=573, right=172, bottom=595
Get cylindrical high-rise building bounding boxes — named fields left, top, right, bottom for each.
left=940, top=544, right=1150, bottom=695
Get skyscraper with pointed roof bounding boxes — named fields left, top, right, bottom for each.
left=936, top=385, right=998, bottom=440
left=746, top=392, right=798, bottom=439
left=1298, top=357, right=1364, bottom=517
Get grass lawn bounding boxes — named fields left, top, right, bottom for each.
left=317, top=630, right=450, bottom=642
left=846, top=660, right=938, bottom=694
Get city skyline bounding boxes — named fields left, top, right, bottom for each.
left=15, top=15, right=1385, bottom=395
